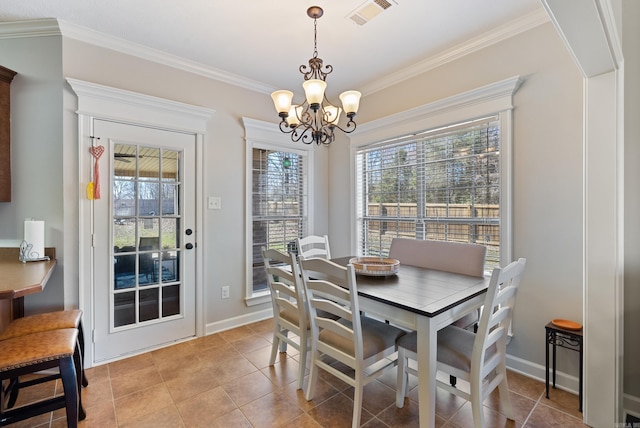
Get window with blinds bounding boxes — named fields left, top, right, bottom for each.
left=355, top=115, right=501, bottom=269
left=251, top=148, right=308, bottom=293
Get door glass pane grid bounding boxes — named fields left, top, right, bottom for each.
left=112, top=143, right=183, bottom=329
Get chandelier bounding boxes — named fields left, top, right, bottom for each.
left=271, top=6, right=361, bottom=145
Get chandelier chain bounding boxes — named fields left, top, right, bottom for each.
left=313, top=17, right=318, bottom=59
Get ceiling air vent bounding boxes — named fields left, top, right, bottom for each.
left=347, top=0, right=397, bottom=26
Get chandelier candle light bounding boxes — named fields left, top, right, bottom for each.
left=271, top=6, right=361, bottom=145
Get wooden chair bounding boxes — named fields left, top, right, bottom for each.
left=395, top=258, right=527, bottom=428
left=299, top=257, right=406, bottom=428
left=296, top=235, right=331, bottom=259
left=0, top=328, right=85, bottom=427
left=389, top=237, right=486, bottom=386
left=0, top=310, right=88, bottom=408
left=262, top=247, right=310, bottom=389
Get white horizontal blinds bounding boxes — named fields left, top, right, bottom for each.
left=356, top=115, right=501, bottom=268
left=252, top=148, right=308, bottom=292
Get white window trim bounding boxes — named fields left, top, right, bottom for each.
left=349, top=76, right=522, bottom=266
left=243, top=117, right=315, bottom=306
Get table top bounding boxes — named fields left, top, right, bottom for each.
left=0, top=248, right=57, bottom=299
left=332, top=256, right=490, bottom=318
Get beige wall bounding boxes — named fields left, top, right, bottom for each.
left=329, top=22, right=585, bottom=377
left=0, top=35, right=66, bottom=314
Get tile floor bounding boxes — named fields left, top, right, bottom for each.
left=8, top=319, right=590, bottom=427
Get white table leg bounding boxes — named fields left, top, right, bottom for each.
left=417, top=315, right=437, bottom=428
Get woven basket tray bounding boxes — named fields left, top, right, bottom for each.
left=349, top=257, right=400, bottom=276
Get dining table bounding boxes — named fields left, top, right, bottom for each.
left=331, top=256, right=490, bottom=428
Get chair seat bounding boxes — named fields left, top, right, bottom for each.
left=0, top=309, right=82, bottom=341
left=0, top=329, right=77, bottom=371
left=319, top=316, right=405, bottom=360
left=396, top=326, right=498, bottom=374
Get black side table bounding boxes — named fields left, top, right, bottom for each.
left=545, top=321, right=583, bottom=412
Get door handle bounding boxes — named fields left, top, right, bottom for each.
left=185, top=243, right=194, bottom=250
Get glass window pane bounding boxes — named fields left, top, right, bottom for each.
left=160, top=218, right=178, bottom=250
left=113, top=180, right=136, bottom=216
left=162, top=150, right=179, bottom=182
left=251, top=147, right=308, bottom=294
left=161, top=184, right=178, bottom=215
left=139, top=147, right=160, bottom=180
left=114, top=220, right=136, bottom=251
left=139, top=288, right=159, bottom=322
left=356, top=116, right=502, bottom=269
left=114, top=291, right=135, bottom=327
left=138, top=182, right=160, bottom=216
left=138, top=252, right=159, bottom=286
left=160, top=250, right=178, bottom=282
left=114, top=144, right=138, bottom=179
left=114, top=254, right=136, bottom=290
left=138, top=219, right=159, bottom=249
left=162, top=285, right=180, bottom=317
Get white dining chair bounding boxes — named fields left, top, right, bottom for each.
left=395, top=258, right=527, bottom=428
left=261, top=247, right=310, bottom=389
left=389, top=237, right=487, bottom=386
left=299, top=257, right=406, bottom=428
left=296, top=234, right=331, bottom=259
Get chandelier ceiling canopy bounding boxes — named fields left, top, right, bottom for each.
left=271, top=6, right=361, bottom=146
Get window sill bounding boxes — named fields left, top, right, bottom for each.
left=245, top=291, right=271, bottom=307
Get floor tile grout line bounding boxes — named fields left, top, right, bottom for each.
left=522, top=389, right=546, bottom=427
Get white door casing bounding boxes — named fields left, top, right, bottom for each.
left=69, top=78, right=214, bottom=366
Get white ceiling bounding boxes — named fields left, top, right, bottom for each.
left=0, top=0, right=546, bottom=97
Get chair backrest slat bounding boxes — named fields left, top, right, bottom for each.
left=297, top=235, right=331, bottom=259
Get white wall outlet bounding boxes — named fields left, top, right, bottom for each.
left=208, top=196, right=222, bottom=210
left=221, top=285, right=230, bottom=299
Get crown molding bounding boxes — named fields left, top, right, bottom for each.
left=359, top=8, right=550, bottom=96
left=0, top=18, right=275, bottom=94
left=0, top=18, right=61, bottom=38
left=0, top=11, right=548, bottom=97
left=56, top=20, right=276, bottom=94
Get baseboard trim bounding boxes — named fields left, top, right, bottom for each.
left=506, top=353, right=579, bottom=395
left=205, top=308, right=273, bottom=335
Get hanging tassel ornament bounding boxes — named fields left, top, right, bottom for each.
left=88, top=137, right=105, bottom=200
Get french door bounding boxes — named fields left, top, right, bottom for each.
left=92, top=119, right=196, bottom=362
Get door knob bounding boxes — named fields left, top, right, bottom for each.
left=185, top=243, right=194, bottom=250
left=186, top=229, right=193, bottom=235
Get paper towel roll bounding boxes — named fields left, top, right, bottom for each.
left=24, top=219, right=45, bottom=259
